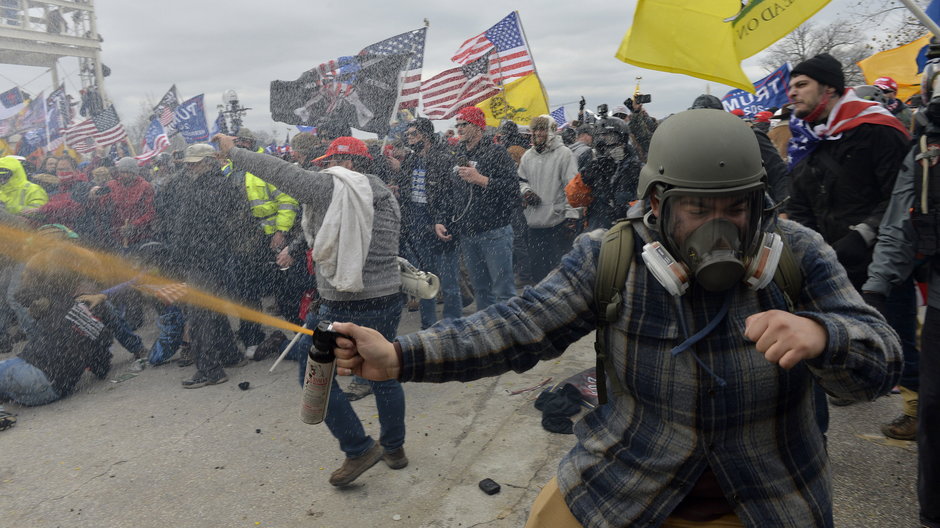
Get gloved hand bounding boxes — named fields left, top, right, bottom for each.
left=522, top=190, right=541, bottom=207
left=830, top=231, right=869, bottom=266
left=861, top=291, right=888, bottom=318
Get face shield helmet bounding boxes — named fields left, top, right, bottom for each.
left=637, top=109, right=780, bottom=295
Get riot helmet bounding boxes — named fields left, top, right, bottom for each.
left=638, top=109, right=778, bottom=294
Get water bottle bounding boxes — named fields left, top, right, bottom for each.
left=299, top=321, right=343, bottom=424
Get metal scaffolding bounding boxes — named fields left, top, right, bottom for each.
left=0, top=0, right=105, bottom=98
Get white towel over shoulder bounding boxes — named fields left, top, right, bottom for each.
left=312, top=166, right=374, bottom=292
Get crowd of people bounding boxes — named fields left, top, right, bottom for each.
left=0, top=49, right=935, bottom=526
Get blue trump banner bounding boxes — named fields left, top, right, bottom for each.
left=722, top=63, right=791, bottom=118
left=174, top=94, right=210, bottom=144
left=45, top=85, right=69, bottom=148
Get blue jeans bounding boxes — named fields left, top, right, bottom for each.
left=402, top=203, right=462, bottom=329
left=0, top=357, right=60, bottom=406
left=296, top=295, right=405, bottom=458
left=460, top=224, right=515, bottom=309
left=149, top=304, right=185, bottom=365
left=419, top=248, right=462, bottom=329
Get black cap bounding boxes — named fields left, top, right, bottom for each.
left=576, top=124, right=594, bottom=136
left=792, top=53, right=845, bottom=95
left=409, top=117, right=435, bottom=138
left=689, top=94, right=723, bottom=110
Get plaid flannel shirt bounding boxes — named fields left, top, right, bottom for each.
left=397, top=217, right=901, bottom=528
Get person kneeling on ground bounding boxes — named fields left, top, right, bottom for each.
left=0, top=244, right=113, bottom=431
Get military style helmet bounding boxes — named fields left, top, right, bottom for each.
left=854, top=85, right=888, bottom=106
left=638, top=109, right=766, bottom=199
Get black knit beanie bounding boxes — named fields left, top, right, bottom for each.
left=791, top=53, right=845, bottom=95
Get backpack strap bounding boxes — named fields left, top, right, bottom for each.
left=771, top=226, right=803, bottom=311
left=593, top=218, right=637, bottom=405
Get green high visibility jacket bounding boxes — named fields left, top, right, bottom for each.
left=224, top=155, right=298, bottom=235
left=0, top=156, right=48, bottom=214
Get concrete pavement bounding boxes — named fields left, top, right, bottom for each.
left=0, top=306, right=921, bottom=527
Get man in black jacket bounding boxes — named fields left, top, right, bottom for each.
left=436, top=107, right=519, bottom=309
left=396, top=118, right=462, bottom=328
left=786, top=53, right=915, bottom=415
left=166, top=144, right=257, bottom=388
left=787, top=53, right=910, bottom=289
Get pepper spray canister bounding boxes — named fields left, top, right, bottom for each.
left=300, top=321, right=343, bottom=424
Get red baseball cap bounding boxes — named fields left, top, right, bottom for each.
left=455, top=106, right=487, bottom=129
left=314, top=136, right=373, bottom=163
left=755, top=110, right=773, bottom=122
left=874, top=76, right=898, bottom=93
left=730, top=108, right=746, bottom=117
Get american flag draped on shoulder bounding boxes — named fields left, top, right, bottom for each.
left=134, top=117, right=170, bottom=162
left=421, top=11, right=537, bottom=120
left=787, top=87, right=910, bottom=168
left=65, top=105, right=127, bottom=153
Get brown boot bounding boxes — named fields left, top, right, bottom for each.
left=881, top=414, right=917, bottom=440
left=329, top=443, right=384, bottom=487
left=383, top=447, right=408, bottom=469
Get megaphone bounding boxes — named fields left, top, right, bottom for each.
left=398, top=257, right=440, bottom=300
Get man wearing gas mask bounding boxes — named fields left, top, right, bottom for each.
left=570, top=116, right=642, bottom=230
left=329, top=110, right=902, bottom=527
left=864, top=44, right=940, bottom=528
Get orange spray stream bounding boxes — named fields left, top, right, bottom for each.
left=1, top=222, right=314, bottom=336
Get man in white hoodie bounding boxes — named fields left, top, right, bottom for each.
left=518, top=115, right=580, bottom=283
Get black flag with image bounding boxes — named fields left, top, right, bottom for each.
left=270, top=53, right=409, bottom=137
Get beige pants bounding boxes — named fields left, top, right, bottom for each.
left=525, top=478, right=744, bottom=528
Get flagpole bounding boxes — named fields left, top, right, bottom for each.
left=514, top=10, right=550, bottom=107
left=899, top=0, right=940, bottom=36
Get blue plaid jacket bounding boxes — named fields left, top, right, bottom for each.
left=397, top=218, right=902, bottom=528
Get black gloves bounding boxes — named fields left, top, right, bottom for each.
left=861, top=291, right=888, bottom=317
left=831, top=231, right=870, bottom=266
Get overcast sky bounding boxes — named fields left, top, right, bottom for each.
left=0, top=0, right=885, bottom=140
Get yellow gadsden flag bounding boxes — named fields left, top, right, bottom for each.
left=858, top=35, right=931, bottom=102
left=476, top=74, right=550, bottom=128
left=616, top=0, right=830, bottom=92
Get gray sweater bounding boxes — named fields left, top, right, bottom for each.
left=229, top=148, right=401, bottom=302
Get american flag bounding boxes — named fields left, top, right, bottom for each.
left=361, top=27, right=426, bottom=110
left=153, top=85, right=180, bottom=128
left=451, top=12, right=535, bottom=86
left=550, top=106, right=567, bottom=129
left=65, top=105, right=128, bottom=153
left=134, top=117, right=169, bottom=162
left=420, top=56, right=499, bottom=120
